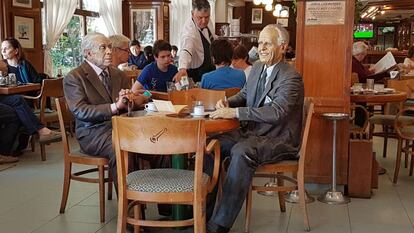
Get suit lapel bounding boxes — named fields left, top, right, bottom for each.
left=257, top=62, right=281, bottom=106
left=81, top=62, right=112, bottom=102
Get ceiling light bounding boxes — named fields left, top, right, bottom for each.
left=265, top=4, right=273, bottom=11
left=361, top=12, right=367, bottom=18
left=367, top=6, right=376, bottom=13
left=275, top=4, right=282, bottom=12
left=280, top=9, right=289, bottom=17
left=263, top=0, right=273, bottom=5
left=253, top=0, right=262, bottom=5
left=381, top=10, right=385, bottom=15
left=273, top=9, right=280, bottom=17
left=372, top=16, right=376, bottom=20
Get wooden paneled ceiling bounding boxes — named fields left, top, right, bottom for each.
left=361, top=0, right=414, bottom=21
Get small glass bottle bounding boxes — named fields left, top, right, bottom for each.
left=57, top=67, right=63, bottom=78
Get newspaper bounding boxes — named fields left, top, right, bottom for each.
left=371, top=52, right=396, bottom=75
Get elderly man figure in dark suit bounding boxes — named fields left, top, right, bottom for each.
left=64, top=33, right=148, bottom=188
left=206, top=24, right=305, bottom=233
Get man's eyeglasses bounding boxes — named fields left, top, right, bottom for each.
left=115, top=47, right=130, bottom=54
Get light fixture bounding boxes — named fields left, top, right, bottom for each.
left=275, top=3, right=282, bottom=12
left=273, top=9, right=280, bottom=17
left=263, top=0, right=273, bottom=5
left=380, top=10, right=385, bottom=15
left=280, top=9, right=289, bottom=18
left=265, top=4, right=273, bottom=11
left=372, top=16, right=376, bottom=20
left=253, top=0, right=262, bottom=5
left=361, top=12, right=367, bottom=18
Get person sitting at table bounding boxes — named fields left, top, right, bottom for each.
left=231, top=45, right=252, bottom=80
left=171, top=45, right=179, bottom=67
left=143, top=45, right=155, bottom=65
left=201, top=39, right=245, bottom=90
left=64, top=33, right=148, bottom=190
left=403, top=46, right=414, bottom=71
left=128, top=39, right=148, bottom=69
left=206, top=24, right=304, bottom=233
left=132, top=40, right=178, bottom=92
left=1, top=37, right=43, bottom=83
left=108, top=34, right=136, bottom=71
left=352, top=41, right=388, bottom=83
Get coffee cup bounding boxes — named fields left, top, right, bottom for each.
left=145, top=102, right=157, bottom=112
left=193, top=105, right=205, bottom=116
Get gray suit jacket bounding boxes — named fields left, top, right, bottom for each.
left=228, top=61, right=304, bottom=161
left=63, top=61, right=130, bottom=154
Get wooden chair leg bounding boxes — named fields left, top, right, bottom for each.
left=116, top=195, right=128, bottom=233
left=382, top=126, right=388, bottom=158
left=394, top=138, right=403, bottom=184
left=98, top=165, right=106, bottom=223
left=108, top=168, right=113, bottom=200
left=31, top=136, right=36, bottom=152
left=193, top=199, right=206, bottom=233
left=404, top=140, right=409, bottom=168
left=59, top=161, right=72, bottom=213
left=244, top=185, right=253, bottom=233
left=277, top=172, right=286, bottom=212
left=297, top=170, right=310, bottom=231
left=134, top=204, right=141, bottom=233
left=40, top=144, right=46, bottom=161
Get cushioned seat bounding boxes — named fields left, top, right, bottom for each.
left=127, top=168, right=210, bottom=193
left=369, top=115, right=414, bottom=126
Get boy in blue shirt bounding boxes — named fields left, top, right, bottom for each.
left=128, top=40, right=149, bottom=69
left=132, top=40, right=178, bottom=92
left=201, top=39, right=246, bottom=90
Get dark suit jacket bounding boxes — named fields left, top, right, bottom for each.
left=228, top=61, right=304, bottom=162
left=63, top=61, right=130, bottom=155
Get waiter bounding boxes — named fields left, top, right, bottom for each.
left=174, top=0, right=215, bottom=83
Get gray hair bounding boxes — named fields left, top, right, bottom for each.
left=262, top=24, right=289, bottom=46
left=81, top=32, right=107, bottom=58
left=353, top=42, right=369, bottom=56
left=192, top=0, right=210, bottom=11
left=108, top=34, right=130, bottom=48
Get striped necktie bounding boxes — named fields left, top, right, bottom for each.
left=100, top=70, right=111, bottom=95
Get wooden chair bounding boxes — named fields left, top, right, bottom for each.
left=112, top=116, right=221, bottom=233
left=23, top=78, right=64, bottom=161
left=244, top=98, right=314, bottom=232
left=224, top=87, right=241, bottom=98
left=393, top=107, right=414, bottom=183
left=55, top=98, right=113, bottom=222
left=350, top=103, right=369, bottom=134
left=168, top=88, right=225, bottom=111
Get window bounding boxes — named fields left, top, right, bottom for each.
left=47, top=0, right=107, bottom=76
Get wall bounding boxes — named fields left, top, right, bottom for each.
left=215, top=0, right=228, bottom=23
left=1, top=0, right=43, bottom=72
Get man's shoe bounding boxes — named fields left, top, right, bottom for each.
left=39, top=130, right=62, bottom=143
left=207, top=222, right=230, bottom=233
left=0, top=155, right=19, bottom=164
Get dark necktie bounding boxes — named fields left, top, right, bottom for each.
left=100, top=70, right=111, bottom=95
left=255, top=67, right=267, bottom=106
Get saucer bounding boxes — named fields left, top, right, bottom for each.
left=190, top=112, right=209, bottom=117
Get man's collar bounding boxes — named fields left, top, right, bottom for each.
left=85, top=59, right=107, bottom=76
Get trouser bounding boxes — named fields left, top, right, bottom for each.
left=0, top=95, right=43, bottom=135
left=0, top=103, right=21, bottom=155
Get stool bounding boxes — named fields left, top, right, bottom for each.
left=318, top=112, right=350, bottom=204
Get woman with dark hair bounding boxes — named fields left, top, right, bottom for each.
left=231, top=45, right=252, bottom=80
left=200, top=39, right=245, bottom=90
left=1, top=37, right=42, bottom=83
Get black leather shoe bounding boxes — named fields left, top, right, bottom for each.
left=207, top=222, right=230, bottom=233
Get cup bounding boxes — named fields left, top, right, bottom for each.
left=193, top=105, right=205, bottom=116
left=8, top=73, right=17, bottom=86
left=145, top=102, right=158, bottom=112
left=374, top=84, right=385, bottom=92
left=366, top=79, right=374, bottom=90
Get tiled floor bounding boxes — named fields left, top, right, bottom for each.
left=1, top=136, right=414, bottom=233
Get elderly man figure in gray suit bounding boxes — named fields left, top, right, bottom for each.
left=207, top=24, right=305, bottom=233
left=64, top=33, right=148, bottom=189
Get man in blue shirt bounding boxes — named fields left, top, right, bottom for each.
left=128, top=40, right=149, bottom=69
left=132, top=40, right=178, bottom=92
left=201, top=39, right=245, bottom=90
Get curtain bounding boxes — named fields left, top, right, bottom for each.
left=44, top=0, right=77, bottom=76
left=170, top=0, right=216, bottom=49
left=98, top=0, right=122, bottom=36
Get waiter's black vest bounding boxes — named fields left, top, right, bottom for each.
left=187, top=29, right=215, bottom=83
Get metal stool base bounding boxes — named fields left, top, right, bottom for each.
left=318, top=190, right=350, bottom=204
left=257, top=182, right=279, bottom=196
left=285, top=190, right=315, bottom=204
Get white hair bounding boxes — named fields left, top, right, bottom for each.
left=81, top=32, right=107, bottom=58
left=352, top=41, right=369, bottom=56
left=108, top=34, right=130, bottom=48
left=262, top=24, right=290, bottom=46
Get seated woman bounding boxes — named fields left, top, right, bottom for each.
left=0, top=95, right=60, bottom=144
left=1, top=37, right=43, bottom=83
left=132, top=40, right=178, bottom=92
left=201, top=39, right=246, bottom=90
left=231, top=45, right=252, bottom=80
left=128, top=40, right=149, bottom=70
left=403, top=46, right=414, bottom=72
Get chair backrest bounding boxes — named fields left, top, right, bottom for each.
left=168, top=88, right=225, bottom=111
left=55, top=97, right=74, bottom=157
left=224, top=87, right=241, bottom=98
left=112, top=116, right=206, bottom=192
left=39, top=78, right=64, bottom=123
left=298, top=98, right=314, bottom=168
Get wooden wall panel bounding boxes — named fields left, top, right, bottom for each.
left=296, top=0, right=354, bottom=184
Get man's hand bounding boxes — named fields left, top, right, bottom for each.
left=215, top=99, right=228, bottom=109
left=173, top=69, right=187, bottom=83
left=209, top=108, right=237, bottom=119
left=115, top=89, right=132, bottom=110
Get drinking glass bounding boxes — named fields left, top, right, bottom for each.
left=366, top=79, right=374, bottom=90
left=166, top=81, right=176, bottom=93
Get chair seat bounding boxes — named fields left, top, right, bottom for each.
left=127, top=168, right=210, bottom=193
left=70, top=148, right=109, bottom=165
left=369, top=115, right=414, bottom=126
left=256, top=160, right=298, bottom=173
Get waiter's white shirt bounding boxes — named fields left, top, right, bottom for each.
left=178, top=18, right=216, bottom=70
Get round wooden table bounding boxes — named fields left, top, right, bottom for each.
left=350, top=91, right=407, bottom=104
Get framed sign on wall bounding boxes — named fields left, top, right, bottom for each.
left=14, top=16, right=34, bottom=49
left=252, top=8, right=263, bottom=24
left=13, top=0, right=32, bottom=8
left=130, top=8, right=157, bottom=46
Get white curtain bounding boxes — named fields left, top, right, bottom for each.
left=44, top=0, right=77, bottom=76
left=98, top=0, right=123, bottom=36
left=170, top=0, right=216, bottom=49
